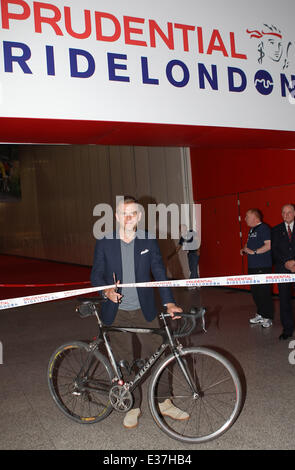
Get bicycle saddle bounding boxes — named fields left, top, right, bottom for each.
left=76, top=296, right=105, bottom=318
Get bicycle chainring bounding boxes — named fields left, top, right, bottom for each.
left=109, top=385, right=133, bottom=412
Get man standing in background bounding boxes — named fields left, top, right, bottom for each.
left=272, top=204, right=295, bottom=340
left=171, top=224, right=200, bottom=289
left=241, top=209, right=274, bottom=328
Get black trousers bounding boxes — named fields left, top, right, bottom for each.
left=110, top=309, right=170, bottom=408
left=277, top=283, right=295, bottom=335
left=248, top=267, right=274, bottom=320
left=187, top=251, right=199, bottom=279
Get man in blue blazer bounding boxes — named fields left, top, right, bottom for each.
left=272, top=204, right=295, bottom=340
left=91, top=233, right=177, bottom=325
left=91, top=196, right=187, bottom=429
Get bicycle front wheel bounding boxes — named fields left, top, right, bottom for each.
left=48, top=341, right=114, bottom=424
left=148, top=347, right=243, bottom=444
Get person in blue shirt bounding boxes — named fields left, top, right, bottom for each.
left=240, top=208, right=274, bottom=328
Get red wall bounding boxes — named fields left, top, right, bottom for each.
left=190, top=148, right=295, bottom=285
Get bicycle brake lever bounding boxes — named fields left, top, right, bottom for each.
left=201, top=309, right=207, bottom=333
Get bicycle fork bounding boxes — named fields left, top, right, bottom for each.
left=174, top=348, right=201, bottom=398
left=162, top=316, right=200, bottom=398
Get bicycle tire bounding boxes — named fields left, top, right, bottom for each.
left=48, top=341, right=114, bottom=424
left=148, top=347, right=243, bottom=444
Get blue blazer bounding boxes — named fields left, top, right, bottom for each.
left=90, top=232, right=175, bottom=325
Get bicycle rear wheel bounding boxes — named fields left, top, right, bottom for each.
left=48, top=341, right=114, bottom=424
left=148, top=347, right=243, bottom=443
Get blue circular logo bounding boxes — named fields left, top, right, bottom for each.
left=254, top=70, right=274, bottom=95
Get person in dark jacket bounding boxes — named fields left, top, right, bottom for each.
left=272, top=204, right=295, bottom=340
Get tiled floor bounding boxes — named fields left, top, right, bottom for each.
left=1, top=282, right=295, bottom=451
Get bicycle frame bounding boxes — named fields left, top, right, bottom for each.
left=87, top=311, right=199, bottom=396
left=48, top=302, right=243, bottom=443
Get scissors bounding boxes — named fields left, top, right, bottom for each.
left=113, top=272, right=122, bottom=304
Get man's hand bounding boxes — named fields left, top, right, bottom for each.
left=285, top=260, right=295, bottom=272
left=104, top=280, right=122, bottom=303
left=165, top=303, right=182, bottom=320
left=242, top=247, right=255, bottom=255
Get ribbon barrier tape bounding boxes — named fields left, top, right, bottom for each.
left=0, top=284, right=112, bottom=311
left=1, top=273, right=295, bottom=311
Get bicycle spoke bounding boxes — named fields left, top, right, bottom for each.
left=149, top=348, right=242, bottom=443
left=201, top=375, right=234, bottom=392
left=48, top=342, right=114, bottom=423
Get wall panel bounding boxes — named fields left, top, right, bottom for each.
left=197, top=194, right=243, bottom=278
left=0, top=145, right=191, bottom=277
left=134, top=147, right=151, bottom=199
left=191, top=146, right=295, bottom=285
left=190, top=148, right=295, bottom=201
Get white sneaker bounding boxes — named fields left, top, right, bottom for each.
left=249, top=314, right=264, bottom=324
left=123, top=408, right=141, bottom=429
left=159, top=399, right=189, bottom=421
left=261, top=319, right=273, bottom=328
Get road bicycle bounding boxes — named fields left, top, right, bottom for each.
left=47, top=297, right=244, bottom=444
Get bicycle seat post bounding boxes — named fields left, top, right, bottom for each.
left=93, top=309, right=103, bottom=328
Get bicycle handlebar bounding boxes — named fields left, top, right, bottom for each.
left=167, top=307, right=206, bottom=338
